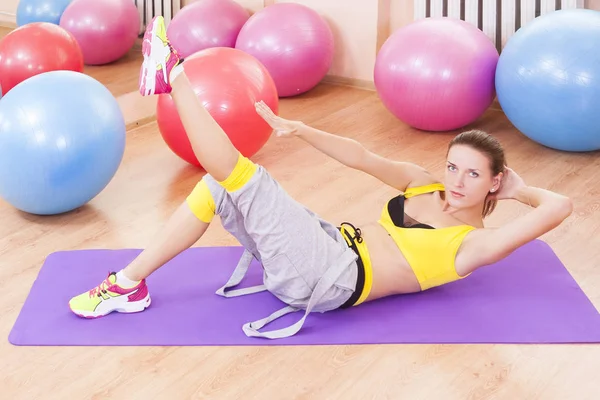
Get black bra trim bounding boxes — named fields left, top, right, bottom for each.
left=387, top=194, right=435, bottom=230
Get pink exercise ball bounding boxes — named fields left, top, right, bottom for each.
left=374, top=17, right=499, bottom=132
left=235, top=3, right=334, bottom=97
left=167, top=0, right=249, bottom=59
left=60, top=0, right=140, bottom=65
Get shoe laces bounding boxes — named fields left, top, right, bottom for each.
left=89, top=273, right=116, bottom=298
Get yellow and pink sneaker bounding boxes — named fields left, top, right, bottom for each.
left=68, top=272, right=151, bottom=318
left=139, top=15, right=181, bottom=96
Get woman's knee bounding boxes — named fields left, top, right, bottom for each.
left=186, top=179, right=216, bottom=223
left=217, top=153, right=258, bottom=193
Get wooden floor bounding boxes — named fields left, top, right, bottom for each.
left=1, top=29, right=600, bottom=399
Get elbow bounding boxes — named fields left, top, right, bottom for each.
left=554, top=196, right=574, bottom=222
left=560, top=196, right=573, bottom=215
left=539, top=196, right=573, bottom=229
left=563, top=197, right=574, bottom=218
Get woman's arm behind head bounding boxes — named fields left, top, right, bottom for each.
left=456, top=185, right=573, bottom=275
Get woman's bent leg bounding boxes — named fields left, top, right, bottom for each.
left=68, top=171, right=263, bottom=319
left=68, top=197, right=212, bottom=318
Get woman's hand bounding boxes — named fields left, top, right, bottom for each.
left=255, top=101, right=303, bottom=138
left=491, top=166, right=527, bottom=201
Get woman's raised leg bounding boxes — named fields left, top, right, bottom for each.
left=139, top=16, right=241, bottom=182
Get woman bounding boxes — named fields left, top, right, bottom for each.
left=68, top=17, right=573, bottom=339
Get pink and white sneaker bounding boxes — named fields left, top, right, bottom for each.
left=68, top=272, right=151, bottom=318
left=139, top=15, right=181, bottom=96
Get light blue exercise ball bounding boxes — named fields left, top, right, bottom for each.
left=16, top=0, right=74, bottom=26
left=495, top=8, right=600, bottom=152
left=0, top=71, right=126, bottom=215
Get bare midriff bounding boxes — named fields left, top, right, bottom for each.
left=356, top=222, right=423, bottom=300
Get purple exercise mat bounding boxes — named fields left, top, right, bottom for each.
left=8, top=240, right=600, bottom=346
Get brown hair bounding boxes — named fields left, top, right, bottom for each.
left=447, top=130, right=506, bottom=218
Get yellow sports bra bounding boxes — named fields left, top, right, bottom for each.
left=377, top=183, right=475, bottom=291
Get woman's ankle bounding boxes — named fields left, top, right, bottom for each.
left=117, top=269, right=143, bottom=287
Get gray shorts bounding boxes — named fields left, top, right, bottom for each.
left=201, top=165, right=359, bottom=339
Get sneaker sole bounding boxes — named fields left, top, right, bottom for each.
left=139, top=17, right=160, bottom=96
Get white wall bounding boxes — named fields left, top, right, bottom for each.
left=0, top=0, right=18, bottom=27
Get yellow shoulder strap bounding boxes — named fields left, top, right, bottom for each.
left=404, top=183, right=445, bottom=198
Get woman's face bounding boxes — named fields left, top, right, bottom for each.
left=443, top=144, right=500, bottom=210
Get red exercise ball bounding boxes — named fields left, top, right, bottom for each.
left=156, top=47, right=279, bottom=168
left=0, top=22, right=84, bottom=94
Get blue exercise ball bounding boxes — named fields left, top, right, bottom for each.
left=17, top=0, right=74, bottom=26
left=0, top=71, right=125, bottom=215
left=495, top=8, right=600, bottom=152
